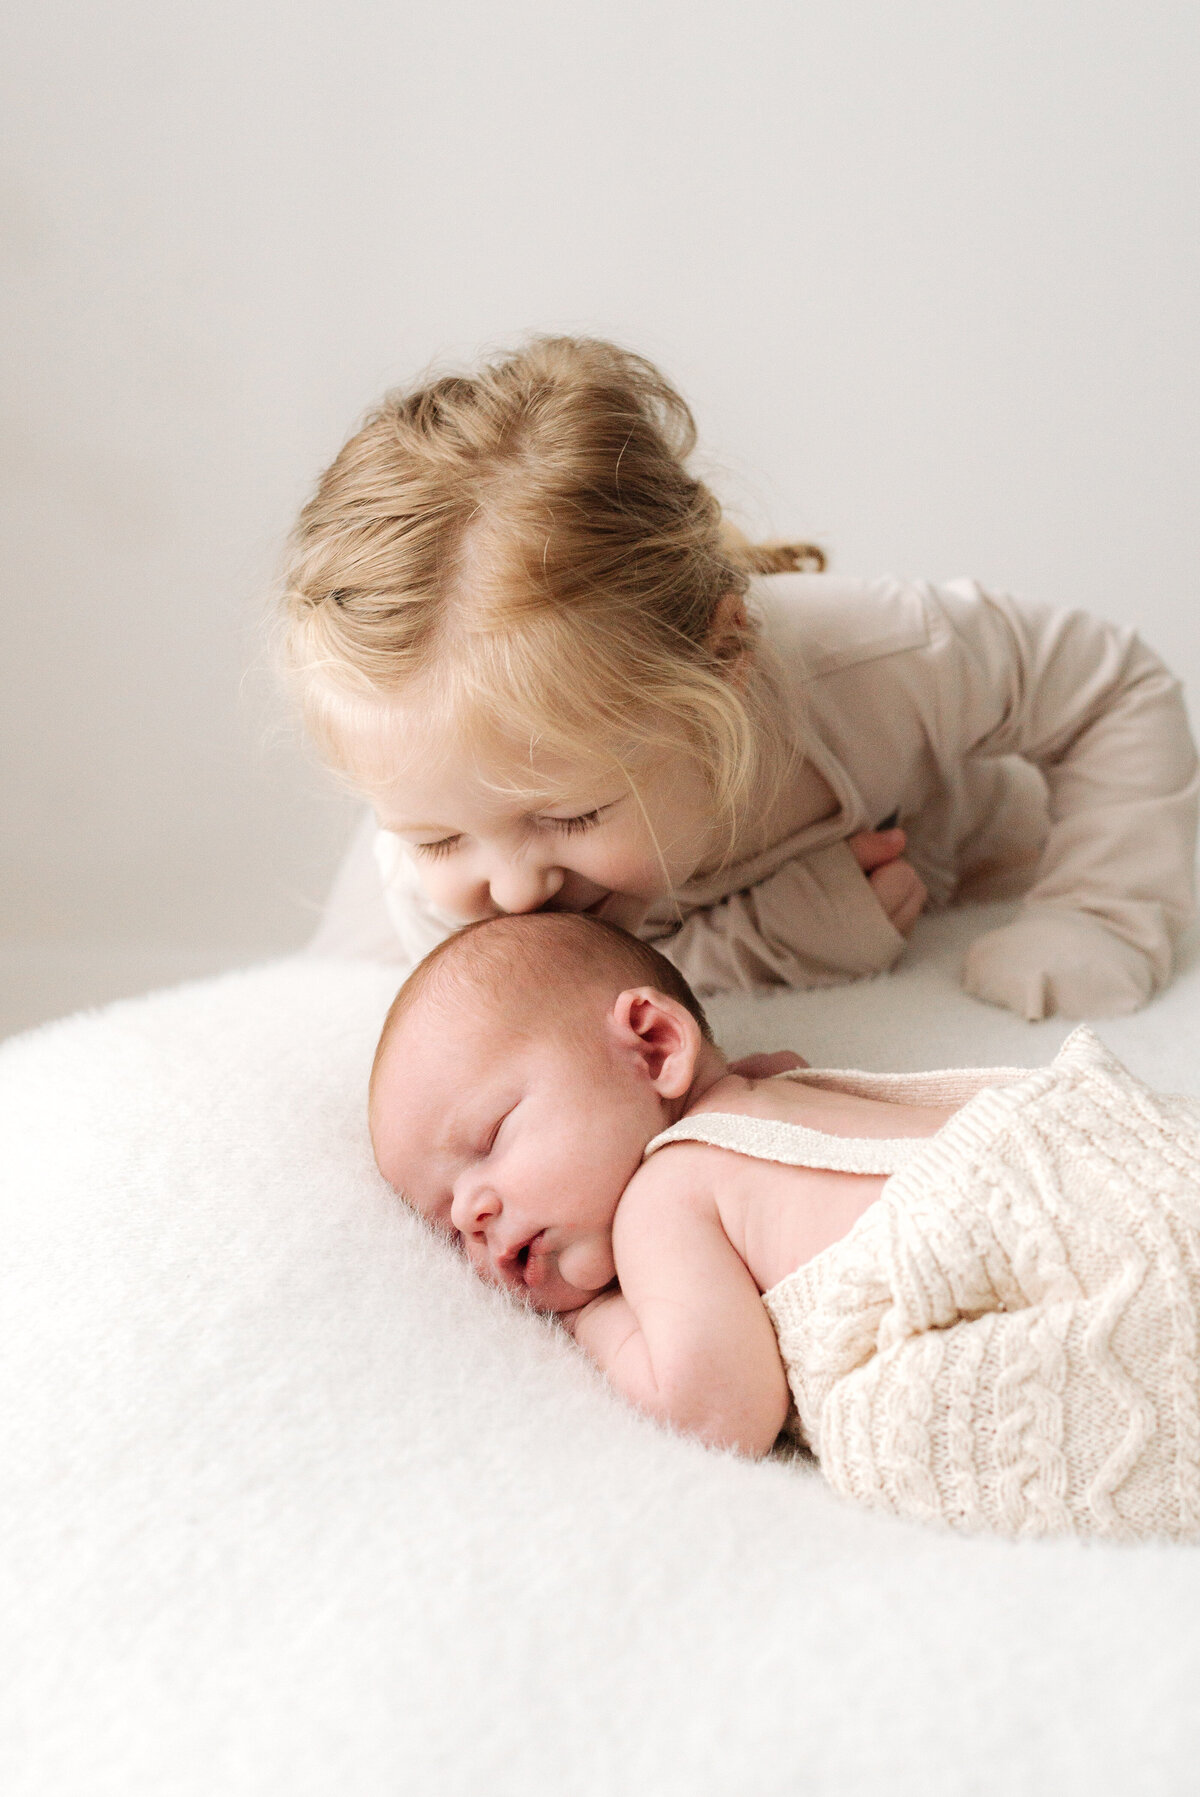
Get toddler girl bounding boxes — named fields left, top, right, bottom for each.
left=282, top=336, right=1197, bottom=1019
left=369, top=911, right=1200, bottom=1541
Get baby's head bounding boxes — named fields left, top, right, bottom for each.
left=279, top=337, right=817, bottom=901
left=369, top=912, right=723, bottom=1313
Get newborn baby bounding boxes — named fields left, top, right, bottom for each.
left=370, top=912, right=1200, bottom=1540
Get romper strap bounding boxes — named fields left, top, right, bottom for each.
left=642, top=1112, right=931, bottom=1175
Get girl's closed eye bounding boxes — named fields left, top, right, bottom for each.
left=408, top=802, right=615, bottom=857
left=413, top=834, right=461, bottom=861
left=544, top=809, right=602, bottom=836
left=538, top=799, right=621, bottom=836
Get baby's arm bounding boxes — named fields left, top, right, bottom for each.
left=939, top=586, right=1198, bottom=1018
left=566, top=1167, right=791, bottom=1457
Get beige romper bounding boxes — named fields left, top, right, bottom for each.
left=643, top=1029, right=1200, bottom=1541
left=313, top=575, right=1198, bottom=1019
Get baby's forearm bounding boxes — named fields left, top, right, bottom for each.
left=569, top=1290, right=663, bottom=1412
left=567, top=1290, right=781, bottom=1455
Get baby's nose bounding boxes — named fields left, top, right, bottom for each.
left=451, top=1179, right=500, bottom=1236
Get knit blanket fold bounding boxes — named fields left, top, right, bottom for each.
left=764, top=1027, right=1200, bottom=1539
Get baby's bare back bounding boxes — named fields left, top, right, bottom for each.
left=638, top=1071, right=958, bottom=1294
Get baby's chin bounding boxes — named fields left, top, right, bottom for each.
left=553, top=1235, right=616, bottom=1300
left=521, top=1262, right=616, bottom=1316
left=526, top=1279, right=619, bottom=1318
left=519, top=1242, right=617, bottom=1314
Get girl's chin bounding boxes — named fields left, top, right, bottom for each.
left=591, top=892, right=654, bottom=931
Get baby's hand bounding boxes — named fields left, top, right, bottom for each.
left=963, top=906, right=1155, bottom=1020
left=557, top=1287, right=622, bottom=1342
left=727, top=1050, right=809, bottom=1077
left=849, top=828, right=928, bottom=936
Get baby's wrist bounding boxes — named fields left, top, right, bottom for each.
left=559, top=1288, right=617, bottom=1337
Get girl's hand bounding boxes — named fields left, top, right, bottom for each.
left=849, top=828, right=928, bottom=936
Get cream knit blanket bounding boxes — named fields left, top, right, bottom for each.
left=761, top=1027, right=1200, bottom=1539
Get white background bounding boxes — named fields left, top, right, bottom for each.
left=3, top=0, right=1197, bottom=1034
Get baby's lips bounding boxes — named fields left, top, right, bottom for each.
left=517, top=1234, right=553, bottom=1292
left=495, top=1228, right=545, bottom=1280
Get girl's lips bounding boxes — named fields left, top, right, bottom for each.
left=543, top=892, right=611, bottom=916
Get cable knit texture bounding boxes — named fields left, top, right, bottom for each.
left=747, top=1029, right=1200, bottom=1539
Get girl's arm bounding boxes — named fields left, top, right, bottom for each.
left=567, top=1171, right=791, bottom=1458
left=661, top=839, right=913, bottom=995
left=936, top=584, right=1198, bottom=1019
left=663, top=581, right=1195, bottom=1017
left=311, top=815, right=461, bottom=968
left=306, top=811, right=411, bottom=961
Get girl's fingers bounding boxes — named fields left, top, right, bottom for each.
left=890, top=885, right=926, bottom=936
left=868, top=860, right=928, bottom=935
left=848, top=827, right=906, bottom=872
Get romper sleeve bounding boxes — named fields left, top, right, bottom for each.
left=658, top=840, right=906, bottom=996
left=305, top=811, right=455, bottom=968
left=934, top=583, right=1198, bottom=1019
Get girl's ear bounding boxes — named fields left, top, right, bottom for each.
left=707, top=590, right=752, bottom=682
left=608, top=987, right=701, bottom=1099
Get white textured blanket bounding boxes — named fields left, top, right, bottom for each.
left=3, top=901, right=1200, bottom=1796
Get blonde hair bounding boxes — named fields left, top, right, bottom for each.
left=279, top=336, right=823, bottom=854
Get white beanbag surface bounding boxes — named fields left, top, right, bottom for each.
left=4, top=902, right=1200, bottom=1797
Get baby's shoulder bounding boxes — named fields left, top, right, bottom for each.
left=623, top=1138, right=724, bottom=1201
left=616, top=1138, right=729, bottom=1243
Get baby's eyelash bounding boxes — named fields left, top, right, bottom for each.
left=482, top=1107, right=514, bottom=1154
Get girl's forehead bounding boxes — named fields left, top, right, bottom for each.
left=370, top=729, right=633, bottom=822
left=331, top=679, right=659, bottom=803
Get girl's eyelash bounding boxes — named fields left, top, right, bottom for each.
left=543, top=808, right=604, bottom=836
left=413, top=805, right=609, bottom=857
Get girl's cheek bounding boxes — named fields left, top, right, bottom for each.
left=415, top=860, right=467, bottom=907
left=588, top=839, right=653, bottom=888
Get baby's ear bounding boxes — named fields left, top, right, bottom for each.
left=609, top=987, right=699, bottom=1098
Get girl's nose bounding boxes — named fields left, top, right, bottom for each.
left=487, top=859, right=565, bottom=915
